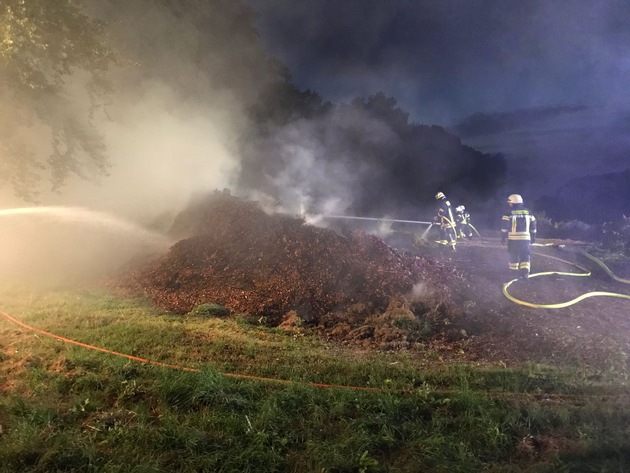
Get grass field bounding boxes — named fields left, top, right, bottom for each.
left=1, top=285, right=629, bottom=472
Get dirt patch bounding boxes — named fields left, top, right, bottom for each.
left=412, top=238, right=630, bottom=371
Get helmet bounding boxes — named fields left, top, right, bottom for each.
left=455, top=205, right=465, bottom=212
left=507, top=194, right=523, bottom=204
left=435, top=192, right=445, bottom=200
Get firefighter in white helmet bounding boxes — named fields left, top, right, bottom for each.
left=454, top=205, right=474, bottom=239
left=434, top=191, right=457, bottom=250
left=501, top=194, right=537, bottom=279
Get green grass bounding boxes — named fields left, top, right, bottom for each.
left=1, top=286, right=629, bottom=472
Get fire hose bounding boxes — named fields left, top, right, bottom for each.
left=442, top=215, right=458, bottom=242
left=3, top=307, right=622, bottom=400
left=467, top=223, right=483, bottom=239
left=321, top=214, right=484, bottom=244
left=0, top=308, right=389, bottom=393
left=321, top=214, right=434, bottom=225
left=502, top=244, right=630, bottom=308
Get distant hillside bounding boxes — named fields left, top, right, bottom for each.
left=452, top=105, right=586, bottom=138
left=451, top=105, right=630, bottom=210
left=535, top=169, right=630, bottom=224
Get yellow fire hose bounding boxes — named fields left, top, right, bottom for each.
left=468, top=223, right=483, bottom=239
left=576, top=248, right=630, bottom=284
left=434, top=215, right=458, bottom=244
left=447, top=215, right=458, bottom=241
left=434, top=217, right=481, bottom=244
left=502, top=243, right=630, bottom=308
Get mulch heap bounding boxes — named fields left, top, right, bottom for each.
left=120, top=193, right=462, bottom=348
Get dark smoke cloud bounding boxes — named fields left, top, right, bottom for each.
left=247, top=0, right=630, bottom=125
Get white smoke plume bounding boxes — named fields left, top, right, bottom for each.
left=0, top=0, right=260, bottom=283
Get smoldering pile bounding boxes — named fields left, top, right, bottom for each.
left=118, top=193, right=459, bottom=346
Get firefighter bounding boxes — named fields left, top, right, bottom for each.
left=501, top=194, right=537, bottom=280
left=455, top=205, right=474, bottom=239
left=434, top=191, right=457, bottom=251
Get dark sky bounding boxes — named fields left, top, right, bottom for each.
left=247, top=0, right=630, bottom=126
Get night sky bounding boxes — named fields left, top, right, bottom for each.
left=247, top=0, right=630, bottom=126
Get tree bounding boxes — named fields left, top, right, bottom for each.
left=0, top=0, right=114, bottom=200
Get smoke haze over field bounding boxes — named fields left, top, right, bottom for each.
left=0, top=207, right=172, bottom=285
left=5, top=0, right=628, bottom=219
left=1, top=0, right=420, bottom=255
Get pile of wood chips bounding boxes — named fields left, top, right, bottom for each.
left=121, top=193, right=457, bottom=331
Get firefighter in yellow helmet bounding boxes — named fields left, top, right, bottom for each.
left=455, top=205, right=474, bottom=238
left=434, top=192, right=457, bottom=250
left=501, top=194, right=537, bottom=279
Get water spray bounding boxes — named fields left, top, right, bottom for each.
left=322, top=214, right=433, bottom=225
left=0, top=206, right=173, bottom=247
left=0, top=206, right=175, bottom=284
left=321, top=214, right=435, bottom=240
left=419, top=224, right=434, bottom=240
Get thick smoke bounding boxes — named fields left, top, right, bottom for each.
left=248, top=0, right=630, bottom=124
left=242, top=108, right=401, bottom=218
left=2, top=1, right=249, bottom=220
left=0, top=0, right=260, bottom=283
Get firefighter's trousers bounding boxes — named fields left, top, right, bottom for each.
left=440, top=225, right=457, bottom=248
left=458, top=223, right=473, bottom=238
left=507, top=240, right=531, bottom=279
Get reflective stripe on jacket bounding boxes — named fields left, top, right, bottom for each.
left=437, top=199, right=455, bottom=229
left=501, top=207, right=537, bottom=241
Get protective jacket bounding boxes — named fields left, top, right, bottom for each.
left=437, top=197, right=456, bottom=230
left=455, top=209, right=473, bottom=238
left=501, top=203, right=536, bottom=279
left=435, top=196, right=457, bottom=249
left=501, top=204, right=537, bottom=242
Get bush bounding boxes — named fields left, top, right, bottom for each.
left=535, top=213, right=598, bottom=241
left=600, top=216, right=630, bottom=255
left=536, top=213, right=630, bottom=255
left=188, top=303, right=230, bottom=318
